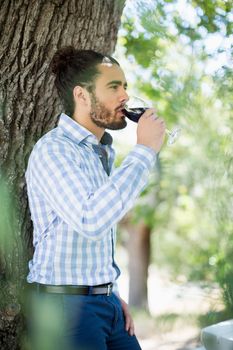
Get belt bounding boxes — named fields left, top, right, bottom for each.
left=30, top=282, right=113, bottom=296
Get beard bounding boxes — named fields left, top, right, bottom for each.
left=89, top=92, right=127, bottom=130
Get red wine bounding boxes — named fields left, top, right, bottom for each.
left=122, top=107, right=148, bottom=123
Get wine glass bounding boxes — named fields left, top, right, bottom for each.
left=122, top=96, right=181, bottom=145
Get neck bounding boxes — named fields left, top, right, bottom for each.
left=72, top=111, right=104, bottom=142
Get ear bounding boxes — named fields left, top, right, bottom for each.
left=73, top=86, right=90, bottom=106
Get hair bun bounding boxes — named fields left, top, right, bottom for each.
left=50, top=46, right=77, bottom=75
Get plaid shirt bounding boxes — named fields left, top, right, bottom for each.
left=26, top=113, right=156, bottom=290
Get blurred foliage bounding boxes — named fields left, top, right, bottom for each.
left=198, top=308, right=233, bottom=328
left=0, top=177, right=26, bottom=311
left=116, top=0, right=233, bottom=312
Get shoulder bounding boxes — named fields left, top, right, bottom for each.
left=28, top=127, right=81, bottom=166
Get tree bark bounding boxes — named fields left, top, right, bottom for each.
left=0, top=0, right=125, bottom=348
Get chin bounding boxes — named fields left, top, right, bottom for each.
left=106, top=120, right=127, bottom=130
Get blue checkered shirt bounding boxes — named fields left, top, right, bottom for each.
left=26, top=113, right=156, bottom=291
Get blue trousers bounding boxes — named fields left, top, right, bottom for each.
left=28, top=291, right=142, bottom=350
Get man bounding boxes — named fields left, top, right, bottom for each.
left=25, top=46, right=165, bottom=350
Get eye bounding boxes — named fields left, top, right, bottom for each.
left=110, top=85, right=118, bottom=90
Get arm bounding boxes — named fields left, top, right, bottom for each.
left=26, top=141, right=156, bottom=241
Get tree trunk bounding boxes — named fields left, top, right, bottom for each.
left=128, top=221, right=151, bottom=310
left=125, top=158, right=161, bottom=310
left=0, top=0, right=125, bottom=348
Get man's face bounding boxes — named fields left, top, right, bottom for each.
left=89, top=63, right=129, bottom=130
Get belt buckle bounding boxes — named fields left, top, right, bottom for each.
left=107, top=284, right=111, bottom=296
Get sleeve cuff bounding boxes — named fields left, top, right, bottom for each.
left=128, top=144, right=157, bottom=171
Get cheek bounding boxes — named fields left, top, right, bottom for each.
left=97, top=91, right=116, bottom=107
left=105, top=96, right=117, bottom=110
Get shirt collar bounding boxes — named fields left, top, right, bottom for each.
left=58, top=113, right=113, bottom=146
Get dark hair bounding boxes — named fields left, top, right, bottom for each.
left=50, top=46, right=120, bottom=116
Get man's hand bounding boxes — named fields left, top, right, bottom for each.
left=137, top=108, right=166, bottom=153
left=119, top=297, right=135, bottom=336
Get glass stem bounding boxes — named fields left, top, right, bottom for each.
left=165, top=128, right=172, bottom=136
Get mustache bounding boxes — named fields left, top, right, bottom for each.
left=115, top=104, right=126, bottom=112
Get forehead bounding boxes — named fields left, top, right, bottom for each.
left=94, top=63, right=127, bottom=86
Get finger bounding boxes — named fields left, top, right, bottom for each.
left=142, top=108, right=156, bottom=118
left=153, top=116, right=163, bottom=123
left=129, top=325, right=135, bottom=336
left=125, top=314, right=130, bottom=331
left=129, top=320, right=135, bottom=336
left=154, top=117, right=166, bottom=128
left=125, top=315, right=135, bottom=336
left=151, top=114, right=159, bottom=121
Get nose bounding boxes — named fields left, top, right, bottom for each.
left=119, top=88, right=129, bottom=104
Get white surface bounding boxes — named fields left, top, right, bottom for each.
left=203, top=320, right=233, bottom=339
left=202, top=320, right=233, bottom=350
left=203, top=320, right=233, bottom=341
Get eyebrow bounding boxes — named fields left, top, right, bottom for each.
left=106, top=80, right=128, bottom=88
